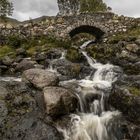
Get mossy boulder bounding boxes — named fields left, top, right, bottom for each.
left=0, top=46, right=15, bottom=59
left=109, top=86, right=140, bottom=124
left=66, top=48, right=84, bottom=63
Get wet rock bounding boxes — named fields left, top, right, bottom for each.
left=22, top=69, right=59, bottom=89
left=121, top=121, right=140, bottom=140
left=16, top=59, right=36, bottom=72
left=0, top=83, right=8, bottom=98
left=51, top=59, right=81, bottom=80
left=0, top=81, right=36, bottom=138
left=34, top=52, right=46, bottom=62
left=43, top=87, right=78, bottom=117
left=0, top=80, right=62, bottom=140
left=0, top=100, right=8, bottom=124
left=24, top=119, right=62, bottom=140
left=8, top=112, right=62, bottom=140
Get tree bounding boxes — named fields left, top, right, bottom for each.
left=0, top=0, right=13, bottom=18
left=80, top=0, right=107, bottom=13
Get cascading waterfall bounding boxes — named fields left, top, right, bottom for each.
left=58, top=41, right=122, bottom=140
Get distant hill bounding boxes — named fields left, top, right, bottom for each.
left=0, top=16, right=57, bottom=26
left=22, top=16, right=55, bottom=24
left=0, top=17, right=20, bottom=26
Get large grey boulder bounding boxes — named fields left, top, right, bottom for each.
left=22, top=69, right=59, bottom=89
left=109, top=86, right=140, bottom=124
left=43, top=87, right=78, bottom=117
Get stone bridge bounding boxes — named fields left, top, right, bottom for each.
left=0, top=12, right=140, bottom=41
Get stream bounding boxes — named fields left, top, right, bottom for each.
left=58, top=41, right=123, bottom=140
left=0, top=41, right=123, bottom=140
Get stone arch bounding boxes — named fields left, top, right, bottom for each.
left=69, top=25, right=105, bottom=41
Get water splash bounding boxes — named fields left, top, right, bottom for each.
left=57, top=41, right=122, bottom=140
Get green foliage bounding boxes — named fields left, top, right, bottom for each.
left=66, top=48, right=82, bottom=62
left=0, top=45, right=15, bottom=58
left=1, top=35, right=71, bottom=57
left=7, top=35, right=26, bottom=48
left=108, top=26, right=140, bottom=44
left=128, top=87, right=140, bottom=96
left=80, top=0, right=107, bottom=13
left=0, top=0, right=13, bottom=18
left=86, top=44, right=116, bottom=63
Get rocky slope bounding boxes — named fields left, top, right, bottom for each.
left=0, top=17, right=140, bottom=140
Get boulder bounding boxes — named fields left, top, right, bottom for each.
left=0, top=81, right=62, bottom=140
left=16, top=59, right=36, bottom=72
left=2, top=56, right=13, bottom=66
left=16, top=48, right=27, bottom=56
left=109, top=86, right=140, bottom=124
left=125, top=43, right=139, bottom=53
left=46, top=49, right=62, bottom=59
left=34, top=52, right=46, bottom=62
left=51, top=59, right=82, bottom=80
left=22, top=69, right=59, bottom=89
left=135, top=38, right=140, bottom=45
left=43, top=87, right=78, bottom=117
left=8, top=112, right=62, bottom=140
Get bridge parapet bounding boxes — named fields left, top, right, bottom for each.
left=0, top=13, right=140, bottom=42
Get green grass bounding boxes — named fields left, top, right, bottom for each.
left=66, top=48, right=83, bottom=62
left=0, top=45, right=15, bottom=58
left=108, top=26, right=140, bottom=43
left=0, top=35, right=71, bottom=58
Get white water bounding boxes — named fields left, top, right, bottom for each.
left=47, top=51, right=66, bottom=73
left=0, top=76, right=22, bottom=82
left=58, top=41, right=122, bottom=140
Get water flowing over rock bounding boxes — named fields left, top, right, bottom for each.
left=57, top=41, right=123, bottom=140
left=43, top=87, right=78, bottom=117
left=22, top=69, right=59, bottom=89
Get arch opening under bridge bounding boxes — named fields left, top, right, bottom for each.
left=69, top=25, right=105, bottom=41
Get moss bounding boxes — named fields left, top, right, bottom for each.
left=85, top=44, right=116, bottom=63
left=66, top=48, right=83, bottom=62
left=128, top=87, right=140, bottom=96
left=27, top=47, right=37, bottom=56
left=0, top=45, right=15, bottom=58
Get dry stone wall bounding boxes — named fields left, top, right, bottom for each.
left=0, top=12, right=140, bottom=43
